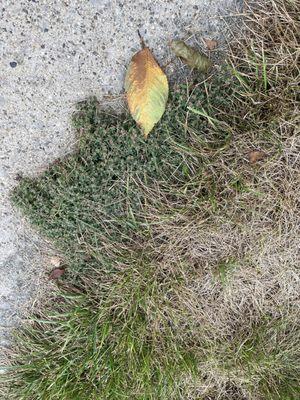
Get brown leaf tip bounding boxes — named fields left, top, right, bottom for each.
left=49, top=268, right=65, bottom=280
left=203, top=38, right=218, bottom=51
left=248, top=150, right=267, bottom=164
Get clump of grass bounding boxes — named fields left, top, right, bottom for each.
left=3, top=0, right=300, bottom=399
left=5, top=255, right=198, bottom=399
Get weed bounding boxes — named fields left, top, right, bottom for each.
left=12, top=73, right=235, bottom=276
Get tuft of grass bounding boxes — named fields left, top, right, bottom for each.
left=3, top=0, right=299, bottom=399
left=4, top=261, right=198, bottom=399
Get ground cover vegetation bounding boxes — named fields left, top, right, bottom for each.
left=2, top=1, right=299, bottom=399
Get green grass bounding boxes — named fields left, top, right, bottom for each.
left=3, top=0, right=300, bottom=399
left=7, top=74, right=240, bottom=399
left=7, top=264, right=197, bottom=399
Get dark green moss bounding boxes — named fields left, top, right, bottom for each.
left=12, top=74, right=235, bottom=273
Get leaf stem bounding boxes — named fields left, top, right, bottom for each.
left=137, top=30, right=146, bottom=49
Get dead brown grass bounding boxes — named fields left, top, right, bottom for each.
left=135, top=0, right=300, bottom=397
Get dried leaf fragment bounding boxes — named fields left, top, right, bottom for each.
left=49, top=268, right=65, bottom=280
left=125, top=47, right=169, bottom=137
left=170, top=40, right=212, bottom=72
left=248, top=150, right=266, bottom=164
left=49, top=256, right=61, bottom=268
left=203, top=38, right=218, bottom=51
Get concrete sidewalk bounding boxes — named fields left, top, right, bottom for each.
left=0, top=0, right=241, bottom=356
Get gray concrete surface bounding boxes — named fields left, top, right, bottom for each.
left=0, top=0, right=241, bottom=363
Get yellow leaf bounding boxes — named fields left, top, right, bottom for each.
left=171, top=40, right=212, bottom=72
left=125, top=47, right=169, bottom=137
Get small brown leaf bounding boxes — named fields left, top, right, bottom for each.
left=248, top=150, right=266, bottom=164
left=203, top=38, right=218, bottom=51
left=49, top=268, right=65, bottom=280
left=49, top=256, right=61, bottom=268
